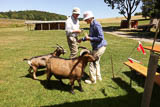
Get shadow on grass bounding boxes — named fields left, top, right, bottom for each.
left=41, top=77, right=143, bottom=107
left=123, top=71, right=146, bottom=87
left=41, top=77, right=160, bottom=107
left=20, top=70, right=46, bottom=79
left=39, top=79, right=82, bottom=93
left=123, top=71, right=160, bottom=88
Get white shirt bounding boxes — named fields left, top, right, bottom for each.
left=65, top=16, right=80, bottom=37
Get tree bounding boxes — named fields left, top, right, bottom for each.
left=0, top=14, right=4, bottom=18
left=134, top=12, right=142, bottom=16
left=104, top=0, right=140, bottom=28
left=142, top=0, right=160, bottom=18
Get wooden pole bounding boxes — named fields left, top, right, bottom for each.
left=141, top=53, right=159, bottom=107
left=58, top=23, right=60, bottom=30
left=49, top=23, right=50, bottom=30
left=41, top=24, right=42, bottom=30
left=110, top=55, right=115, bottom=78
left=141, top=20, right=160, bottom=107
left=151, top=20, right=160, bottom=50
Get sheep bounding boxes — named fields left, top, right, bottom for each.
left=45, top=50, right=98, bottom=94
left=23, top=44, right=66, bottom=79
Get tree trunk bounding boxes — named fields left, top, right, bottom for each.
left=127, top=14, right=131, bottom=29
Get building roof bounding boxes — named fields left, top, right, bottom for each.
left=25, top=20, right=66, bottom=24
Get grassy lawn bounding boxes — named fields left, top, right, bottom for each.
left=0, top=21, right=160, bottom=107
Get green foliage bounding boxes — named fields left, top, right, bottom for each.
left=104, top=0, right=140, bottom=17
left=142, top=0, right=160, bottom=18
left=0, top=10, right=67, bottom=21
left=134, top=12, right=142, bottom=16
left=104, top=0, right=141, bottom=28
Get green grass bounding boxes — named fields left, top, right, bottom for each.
left=138, top=19, right=150, bottom=25
left=0, top=25, right=160, bottom=107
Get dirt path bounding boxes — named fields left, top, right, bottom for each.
left=105, top=31, right=160, bottom=45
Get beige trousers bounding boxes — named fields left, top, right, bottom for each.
left=67, top=36, right=78, bottom=59
left=89, top=46, right=106, bottom=82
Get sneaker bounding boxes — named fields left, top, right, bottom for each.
left=97, top=77, right=102, bottom=81
left=85, top=80, right=96, bottom=84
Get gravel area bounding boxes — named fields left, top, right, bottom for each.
left=105, top=31, right=160, bottom=44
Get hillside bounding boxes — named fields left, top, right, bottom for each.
left=80, top=15, right=149, bottom=28
left=0, top=15, right=149, bottom=28
left=96, top=15, right=145, bottom=23
left=0, top=10, right=67, bottom=21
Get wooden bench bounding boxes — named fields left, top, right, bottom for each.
left=124, top=61, right=160, bottom=86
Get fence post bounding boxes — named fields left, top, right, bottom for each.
left=141, top=53, right=159, bottom=107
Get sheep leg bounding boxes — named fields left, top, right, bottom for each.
left=70, top=79, right=75, bottom=94
left=28, top=67, right=32, bottom=75
left=47, top=71, right=52, bottom=81
left=59, top=79, right=65, bottom=85
left=77, top=79, right=84, bottom=92
left=32, top=66, right=37, bottom=80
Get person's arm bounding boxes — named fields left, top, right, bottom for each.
left=89, top=24, right=103, bottom=42
left=72, top=29, right=81, bottom=33
left=65, top=20, right=73, bottom=34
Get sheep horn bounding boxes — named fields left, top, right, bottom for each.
left=78, top=46, right=88, bottom=50
left=56, top=44, right=64, bottom=49
left=80, top=49, right=91, bottom=56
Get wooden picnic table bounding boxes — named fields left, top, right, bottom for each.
left=123, top=45, right=160, bottom=87
left=144, top=45, right=160, bottom=53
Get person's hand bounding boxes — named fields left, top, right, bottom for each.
left=85, top=33, right=90, bottom=41
left=73, top=29, right=81, bottom=33
left=77, top=29, right=82, bottom=33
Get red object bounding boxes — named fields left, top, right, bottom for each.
left=128, top=58, right=142, bottom=64
left=137, top=41, right=146, bottom=55
left=128, top=58, right=133, bottom=63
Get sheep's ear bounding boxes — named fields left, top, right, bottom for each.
left=78, top=46, right=88, bottom=50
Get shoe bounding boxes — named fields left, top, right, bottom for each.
left=97, top=77, right=102, bottom=81
left=85, top=80, right=96, bottom=84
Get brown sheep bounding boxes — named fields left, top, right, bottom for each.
left=45, top=51, right=98, bottom=94
left=23, top=44, right=66, bottom=79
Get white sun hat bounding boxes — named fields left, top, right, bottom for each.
left=72, top=7, right=80, bottom=15
left=83, top=11, right=94, bottom=21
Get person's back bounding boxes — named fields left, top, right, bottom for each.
left=89, top=19, right=107, bottom=50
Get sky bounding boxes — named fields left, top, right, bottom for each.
left=0, top=0, right=142, bottom=19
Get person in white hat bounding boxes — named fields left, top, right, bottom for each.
left=65, top=7, right=82, bottom=59
left=78, top=11, right=107, bottom=84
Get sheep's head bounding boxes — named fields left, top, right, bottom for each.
left=52, top=44, right=66, bottom=56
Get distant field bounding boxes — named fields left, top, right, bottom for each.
left=97, top=15, right=145, bottom=23
left=0, top=15, right=150, bottom=29
left=80, top=15, right=150, bottom=28
left=0, top=18, right=25, bottom=28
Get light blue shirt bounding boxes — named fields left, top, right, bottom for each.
left=89, top=19, right=107, bottom=50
